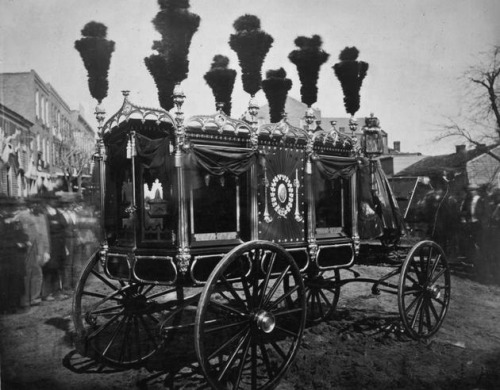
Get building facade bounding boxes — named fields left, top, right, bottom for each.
left=0, top=70, right=95, bottom=197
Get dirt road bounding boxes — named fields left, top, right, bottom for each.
left=1, top=264, right=499, bottom=389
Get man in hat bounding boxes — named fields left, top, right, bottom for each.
left=460, top=184, right=487, bottom=272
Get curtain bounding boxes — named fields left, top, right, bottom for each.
left=187, top=145, right=257, bottom=176
left=313, top=154, right=359, bottom=180
left=135, top=133, right=169, bottom=169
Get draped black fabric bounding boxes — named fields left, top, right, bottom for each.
left=313, top=154, right=359, bottom=180
left=106, top=135, right=128, bottom=169
left=188, top=145, right=257, bottom=176
left=357, top=159, right=406, bottom=241
left=357, top=158, right=384, bottom=239
left=135, top=134, right=169, bottom=169
left=372, top=160, right=406, bottom=241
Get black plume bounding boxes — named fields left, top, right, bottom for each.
left=333, top=46, right=369, bottom=116
left=204, top=55, right=237, bottom=115
left=262, top=68, right=292, bottom=123
left=288, top=35, right=329, bottom=107
left=229, top=14, right=273, bottom=96
left=145, top=0, right=200, bottom=110
left=74, top=21, right=115, bottom=103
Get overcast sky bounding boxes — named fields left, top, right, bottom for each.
left=1, top=0, right=499, bottom=155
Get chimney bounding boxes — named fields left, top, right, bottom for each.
left=456, top=145, right=466, bottom=154
left=393, top=141, right=400, bottom=152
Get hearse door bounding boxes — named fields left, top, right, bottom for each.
left=257, top=146, right=305, bottom=244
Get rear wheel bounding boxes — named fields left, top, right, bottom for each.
left=195, top=241, right=306, bottom=390
left=72, top=252, right=179, bottom=368
left=398, top=240, right=451, bottom=339
left=285, top=268, right=341, bottom=325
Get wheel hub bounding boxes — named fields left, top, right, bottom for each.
left=427, top=284, right=442, bottom=299
left=255, top=310, right=276, bottom=333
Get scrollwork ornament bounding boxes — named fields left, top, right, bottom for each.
left=177, top=246, right=191, bottom=275
left=308, top=241, right=318, bottom=263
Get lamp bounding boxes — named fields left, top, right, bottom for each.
left=361, top=113, right=384, bottom=157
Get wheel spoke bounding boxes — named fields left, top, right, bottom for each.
left=273, top=307, right=303, bottom=317
left=209, top=299, right=248, bottom=318
left=417, top=301, right=425, bottom=333
left=117, top=316, right=132, bottom=362
left=429, top=254, right=442, bottom=278
left=318, top=289, right=331, bottom=307
left=426, top=247, right=434, bottom=278
left=275, top=325, right=299, bottom=338
left=205, top=320, right=248, bottom=334
left=87, top=312, right=121, bottom=340
left=240, top=276, right=253, bottom=304
left=217, top=330, right=250, bottom=382
left=90, top=269, right=122, bottom=292
left=145, top=313, right=160, bottom=324
left=424, top=299, right=433, bottom=331
left=258, top=252, right=277, bottom=307
left=102, top=315, right=127, bottom=357
left=146, top=287, right=177, bottom=300
left=259, top=342, right=274, bottom=379
left=233, top=334, right=251, bottom=390
left=430, top=267, right=446, bottom=285
left=82, top=290, right=122, bottom=301
left=220, top=275, right=248, bottom=311
left=134, top=316, right=141, bottom=362
left=431, top=296, right=446, bottom=307
left=263, top=265, right=291, bottom=307
left=267, top=284, right=299, bottom=311
left=269, top=340, right=287, bottom=360
left=410, top=295, right=425, bottom=329
left=138, top=315, right=159, bottom=346
left=208, top=325, right=249, bottom=360
left=315, top=292, right=325, bottom=319
left=428, top=298, right=441, bottom=321
left=404, top=272, right=420, bottom=286
left=89, top=304, right=124, bottom=316
left=251, top=338, right=257, bottom=390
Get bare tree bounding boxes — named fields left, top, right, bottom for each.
left=438, top=46, right=500, bottom=163
left=57, top=130, right=92, bottom=194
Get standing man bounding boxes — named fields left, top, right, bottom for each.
left=460, top=185, right=487, bottom=275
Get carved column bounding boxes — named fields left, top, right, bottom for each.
left=173, top=85, right=191, bottom=274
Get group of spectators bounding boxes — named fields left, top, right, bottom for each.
left=0, top=195, right=98, bottom=313
left=417, top=184, right=500, bottom=282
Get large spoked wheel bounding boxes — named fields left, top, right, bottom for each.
left=285, top=268, right=340, bottom=325
left=73, top=252, right=180, bottom=368
left=398, top=240, right=451, bottom=339
left=195, top=241, right=306, bottom=390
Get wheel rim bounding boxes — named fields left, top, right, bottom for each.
left=72, top=252, right=178, bottom=368
left=195, top=241, right=306, bottom=390
left=398, top=241, right=451, bottom=339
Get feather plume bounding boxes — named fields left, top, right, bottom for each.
left=333, top=47, right=369, bottom=116
left=74, top=21, right=115, bottom=103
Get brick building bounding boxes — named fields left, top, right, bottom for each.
left=0, top=70, right=95, bottom=196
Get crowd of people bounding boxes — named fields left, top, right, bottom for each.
left=416, top=184, right=500, bottom=282
left=0, top=195, right=98, bottom=313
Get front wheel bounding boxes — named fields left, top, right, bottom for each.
left=72, top=252, right=179, bottom=368
left=195, top=241, right=306, bottom=390
left=398, top=240, right=451, bottom=339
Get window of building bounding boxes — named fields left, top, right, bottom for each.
left=35, top=91, right=40, bottom=119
